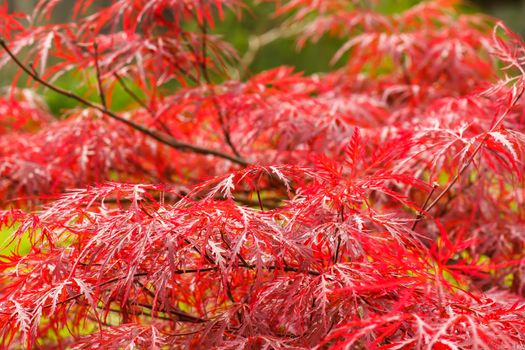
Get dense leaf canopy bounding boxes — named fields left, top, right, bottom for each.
left=1, top=0, right=525, bottom=348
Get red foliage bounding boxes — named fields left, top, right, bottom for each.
left=1, top=0, right=525, bottom=348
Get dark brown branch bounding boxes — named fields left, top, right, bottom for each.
left=0, top=271, right=207, bottom=324
left=414, top=87, right=524, bottom=226
left=184, top=232, right=239, bottom=321
left=92, top=40, right=107, bottom=109
left=78, top=261, right=319, bottom=276
left=86, top=311, right=206, bottom=336
left=255, top=190, right=265, bottom=211
left=411, top=182, right=438, bottom=231
left=235, top=195, right=282, bottom=209
left=97, top=192, right=284, bottom=209
left=96, top=305, right=174, bottom=322
left=183, top=235, right=320, bottom=276
left=243, top=262, right=321, bottom=276
left=196, top=17, right=242, bottom=158
left=7, top=272, right=148, bottom=316
left=333, top=206, right=345, bottom=264
left=0, top=38, right=249, bottom=167
left=113, top=72, right=175, bottom=136
left=136, top=302, right=206, bottom=323
left=0, top=262, right=320, bottom=327
left=173, top=263, right=320, bottom=277
left=220, top=231, right=250, bottom=269
left=134, top=281, right=206, bottom=323
left=114, top=73, right=152, bottom=114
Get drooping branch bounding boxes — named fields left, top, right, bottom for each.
left=197, top=17, right=242, bottom=159
left=0, top=38, right=249, bottom=167
left=412, top=87, right=525, bottom=228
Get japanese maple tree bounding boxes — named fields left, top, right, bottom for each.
left=1, top=0, right=525, bottom=348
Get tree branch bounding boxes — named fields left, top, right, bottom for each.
left=197, top=18, right=242, bottom=158
left=413, top=87, right=525, bottom=228
left=113, top=72, right=174, bottom=135
left=114, top=72, right=152, bottom=114
left=92, top=40, right=107, bottom=109
left=0, top=38, right=249, bottom=167
left=411, top=182, right=438, bottom=231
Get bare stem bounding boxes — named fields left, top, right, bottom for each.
left=411, top=183, right=439, bottom=231
left=114, top=72, right=152, bottom=114
left=256, top=189, right=264, bottom=211
left=113, top=72, right=173, bottom=135
left=333, top=206, right=345, bottom=263
left=197, top=18, right=242, bottom=158
left=92, top=40, right=107, bottom=109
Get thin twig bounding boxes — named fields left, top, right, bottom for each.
left=256, top=189, right=264, bottom=211
left=0, top=38, right=249, bottom=166
left=136, top=302, right=206, bottom=323
left=197, top=18, right=242, bottom=158
left=411, top=182, right=439, bottom=231
left=0, top=271, right=207, bottom=324
left=114, top=72, right=152, bottom=113
left=135, top=280, right=206, bottom=323
left=92, top=40, right=107, bottom=109
left=333, top=206, right=345, bottom=264
left=95, top=305, right=175, bottom=322
left=414, top=87, right=525, bottom=227
left=113, top=72, right=172, bottom=135
left=5, top=272, right=147, bottom=315
left=220, top=231, right=250, bottom=268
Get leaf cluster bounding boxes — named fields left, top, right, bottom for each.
left=1, top=0, right=525, bottom=349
